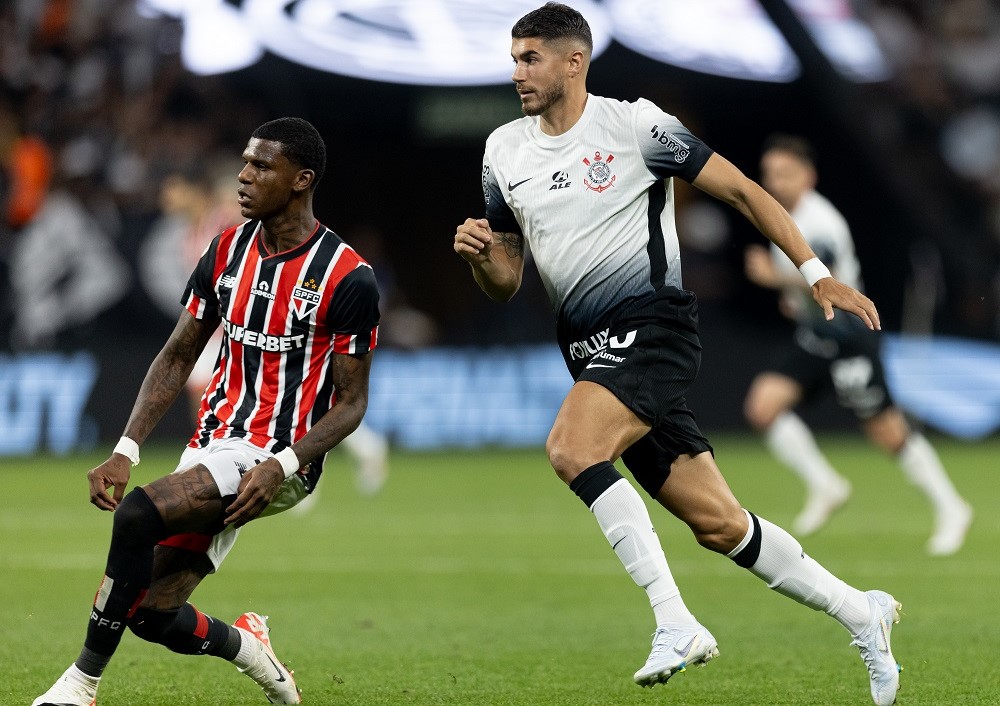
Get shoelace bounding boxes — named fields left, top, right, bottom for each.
left=647, top=630, right=670, bottom=658
left=850, top=634, right=879, bottom=678
left=646, top=628, right=684, bottom=662
left=851, top=620, right=896, bottom=683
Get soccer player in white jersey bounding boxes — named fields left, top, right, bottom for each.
left=453, top=4, right=901, bottom=705
left=743, top=134, right=973, bottom=552
left=33, top=118, right=380, bottom=706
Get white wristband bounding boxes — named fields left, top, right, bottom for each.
left=114, top=436, right=140, bottom=466
left=273, top=447, right=300, bottom=479
left=799, top=257, right=832, bottom=287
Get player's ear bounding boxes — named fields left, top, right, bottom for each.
left=566, top=45, right=589, bottom=79
left=293, top=169, right=315, bottom=193
left=567, top=49, right=584, bottom=77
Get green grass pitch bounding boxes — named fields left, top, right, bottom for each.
left=3, top=435, right=998, bottom=705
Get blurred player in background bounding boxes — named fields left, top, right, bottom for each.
left=33, top=117, right=379, bottom=706
left=455, top=4, right=902, bottom=705
left=743, top=134, right=973, bottom=555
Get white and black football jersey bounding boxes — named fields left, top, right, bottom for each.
left=481, top=94, right=712, bottom=353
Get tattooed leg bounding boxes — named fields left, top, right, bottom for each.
left=142, top=464, right=229, bottom=535
left=127, top=545, right=241, bottom=659
left=124, top=470, right=243, bottom=658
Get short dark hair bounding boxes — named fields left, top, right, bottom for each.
left=762, top=133, right=816, bottom=168
left=251, top=117, right=327, bottom=189
left=512, top=2, right=593, bottom=54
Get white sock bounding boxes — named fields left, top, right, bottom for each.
left=67, top=663, right=100, bottom=687
left=766, top=412, right=845, bottom=491
left=232, top=627, right=257, bottom=669
left=591, top=478, right=697, bottom=626
left=898, top=433, right=966, bottom=514
left=729, top=510, right=870, bottom=635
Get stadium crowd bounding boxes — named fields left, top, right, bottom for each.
left=857, top=0, right=1000, bottom=338
left=1, top=0, right=998, bottom=351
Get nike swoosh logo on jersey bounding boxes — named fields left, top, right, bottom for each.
left=585, top=362, right=616, bottom=369
left=265, top=653, right=287, bottom=682
left=507, top=177, right=532, bottom=191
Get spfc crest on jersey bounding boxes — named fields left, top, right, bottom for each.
left=291, top=277, right=323, bottom=319
left=582, top=150, right=616, bottom=193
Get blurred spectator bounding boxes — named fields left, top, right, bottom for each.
left=9, top=141, right=130, bottom=349
left=139, top=156, right=243, bottom=423
left=140, top=156, right=242, bottom=322
left=1, top=96, right=54, bottom=342
left=858, top=0, right=1000, bottom=339
left=0, top=100, right=52, bottom=228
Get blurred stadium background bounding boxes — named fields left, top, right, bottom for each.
left=1, top=0, right=998, bottom=452
left=2, top=2, right=999, bottom=704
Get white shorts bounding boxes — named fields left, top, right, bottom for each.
left=163, top=437, right=308, bottom=571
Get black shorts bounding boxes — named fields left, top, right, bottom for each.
left=573, top=303, right=713, bottom=498
left=774, top=323, right=894, bottom=420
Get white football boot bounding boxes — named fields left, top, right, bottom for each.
left=793, top=477, right=852, bottom=536
left=32, top=664, right=98, bottom=706
left=633, top=622, right=719, bottom=687
left=233, top=612, right=302, bottom=704
left=927, top=500, right=973, bottom=556
left=349, top=426, right=389, bottom=497
left=851, top=590, right=902, bottom=706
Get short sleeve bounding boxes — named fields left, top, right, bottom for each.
left=635, top=99, right=714, bottom=182
left=482, top=154, right=521, bottom=235
left=181, top=235, right=220, bottom=319
left=325, top=264, right=381, bottom=355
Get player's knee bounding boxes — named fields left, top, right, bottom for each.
left=545, top=435, right=589, bottom=484
left=869, top=429, right=904, bottom=455
left=113, top=488, right=167, bottom=548
left=743, top=394, right=776, bottom=432
left=864, top=409, right=909, bottom=454
left=689, top=508, right=747, bottom=553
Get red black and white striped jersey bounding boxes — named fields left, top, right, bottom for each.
left=181, top=219, right=379, bottom=452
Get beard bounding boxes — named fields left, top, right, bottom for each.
left=520, top=79, right=565, bottom=116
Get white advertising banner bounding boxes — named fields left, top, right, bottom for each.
left=139, top=0, right=887, bottom=83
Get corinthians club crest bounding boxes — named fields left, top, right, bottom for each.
left=582, top=150, right=616, bottom=193
left=291, top=277, right=323, bottom=319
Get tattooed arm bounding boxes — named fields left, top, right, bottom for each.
left=453, top=217, right=525, bottom=301
left=123, top=310, right=220, bottom=444
left=89, top=310, right=220, bottom=511
left=224, top=351, right=373, bottom=527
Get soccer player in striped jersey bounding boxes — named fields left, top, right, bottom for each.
left=743, top=134, right=972, bottom=552
left=454, top=4, right=900, bottom=705
left=34, top=117, right=379, bottom=706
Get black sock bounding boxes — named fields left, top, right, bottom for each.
left=79, top=488, right=167, bottom=673
left=129, top=605, right=241, bottom=659
left=569, top=461, right=623, bottom=509
left=729, top=510, right=762, bottom=568
left=75, top=647, right=111, bottom=679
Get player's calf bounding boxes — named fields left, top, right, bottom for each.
left=129, top=605, right=242, bottom=658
